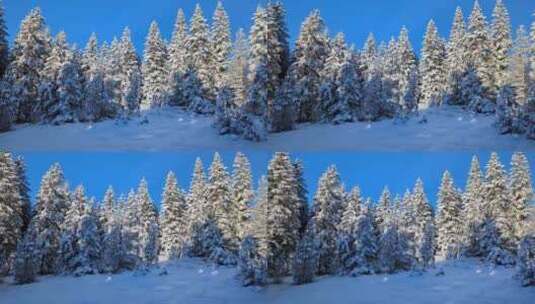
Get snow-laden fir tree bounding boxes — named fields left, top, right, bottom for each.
left=419, top=20, right=447, bottom=108
left=435, top=171, right=464, bottom=260
left=168, top=9, right=189, bottom=106
left=14, top=157, right=31, bottom=233
left=397, top=27, right=419, bottom=115
left=526, top=21, right=535, bottom=140
left=101, top=200, right=126, bottom=273
left=118, top=28, right=141, bottom=113
left=310, top=165, right=345, bottom=275
left=210, top=1, right=231, bottom=90
left=0, top=0, right=9, bottom=79
left=293, top=160, right=309, bottom=235
left=188, top=158, right=209, bottom=256
left=208, top=153, right=239, bottom=259
left=182, top=67, right=213, bottom=114
left=292, top=227, right=318, bottom=285
left=231, top=152, right=254, bottom=239
left=462, top=156, right=485, bottom=257
left=100, top=38, right=122, bottom=107
left=187, top=4, right=214, bottom=100
left=226, top=28, right=249, bottom=107
left=406, top=179, right=434, bottom=269
left=4, top=7, right=51, bottom=123
left=159, top=171, right=189, bottom=260
left=508, top=26, right=531, bottom=126
left=361, top=33, right=377, bottom=81
left=141, top=21, right=168, bottom=110
left=464, top=0, right=494, bottom=109
left=12, top=232, right=37, bottom=284
left=265, top=152, right=301, bottom=280
left=490, top=0, right=512, bottom=93
left=377, top=206, right=410, bottom=273
left=337, top=187, right=361, bottom=274
left=482, top=152, right=515, bottom=264
left=81, top=33, right=110, bottom=121
left=59, top=185, right=86, bottom=273
left=237, top=235, right=267, bottom=286
left=81, top=33, right=99, bottom=79
left=27, top=163, right=70, bottom=274
left=509, top=152, right=533, bottom=244
left=54, top=47, right=85, bottom=123
left=0, top=152, right=24, bottom=275
left=288, top=10, right=329, bottom=123
left=352, top=200, right=379, bottom=275
left=495, top=84, right=516, bottom=134
left=516, top=233, right=535, bottom=286
left=320, top=33, right=348, bottom=122
left=375, top=187, right=392, bottom=233
left=134, top=179, right=159, bottom=266
left=99, top=186, right=115, bottom=233
left=445, top=7, right=466, bottom=105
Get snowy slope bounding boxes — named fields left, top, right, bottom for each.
left=0, top=107, right=533, bottom=151
left=0, top=259, right=533, bottom=304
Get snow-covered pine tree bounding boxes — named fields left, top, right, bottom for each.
left=100, top=38, right=122, bottom=108
left=490, top=0, right=512, bottom=94
left=419, top=20, right=447, bottom=108
left=59, top=185, right=86, bottom=273
left=445, top=7, right=466, bottom=105
left=407, top=179, right=434, bottom=269
left=321, top=33, right=347, bottom=122
left=4, top=7, right=51, bottom=123
left=509, top=152, right=533, bottom=244
left=208, top=153, right=238, bottom=258
left=118, top=28, right=141, bottom=113
left=516, top=234, right=535, bottom=286
left=0, top=1, right=9, bottom=79
left=54, top=47, right=85, bottom=123
left=292, top=227, right=317, bottom=285
left=361, top=33, right=377, bottom=82
left=375, top=187, right=392, bottom=233
left=462, top=155, right=485, bottom=257
left=396, top=27, right=419, bottom=115
left=509, top=26, right=531, bottom=134
left=377, top=208, right=410, bottom=273
left=101, top=202, right=126, bottom=273
left=211, top=1, right=231, bottom=91
left=293, top=160, right=309, bottom=234
left=28, top=163, right=70, bottom=274
left=141, top=21, right=168, bottom=110
left=13, top=232, right=37, bottom=284
left=337, top=187, right=361, bottom=274
left=265, top=152, right=301, bottom=280
left=134, top=179, right=159, bottom=266
left=495, top=84, right=516, bottom=134
left=464, top=0, right=494, bottom=109
left=288, top=10, right=329, bottom=123
left=310, top=165, right=345, bottom=275
left=187, top=4, right=214, bottom=100
left=168, top=9, right=189, bottom=106
left=99, top=186, right=115, bottom=233
left=188, top=158, right=208, bottom=256
left=159, top=171, right=189, bottom=260
left=339, top=49, right=365, bottom=121
left=352, top=202, right=379, bottom=275
left=526, top=18, right=535, bottom=139
left=231, top=152, right=254, bottom=239
left=226, top=28, right=249, bottom=107
left=482, top=152, right=515, bottom=264
left=81, top=33, right=99, bottom=79
left=81, top=34, right=109, bottom=121
left=435, top=171, right=464, bottom=260
left=0, top=152, right=24, bottom=275
left=237, top=235, right=267, bottom=286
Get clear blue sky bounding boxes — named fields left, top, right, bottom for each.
left=16, top=151, right=535, bottom=209
left=3, top=0, right=534, bottom=55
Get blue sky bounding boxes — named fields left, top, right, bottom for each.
left=3, top=0, right=534, bottom=55
left=17, top=151, right=534, bottom=209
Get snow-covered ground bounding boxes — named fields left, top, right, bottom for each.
left=0, top=107, right=533, bottom=151
left=0, top=259, right=533, bottom=304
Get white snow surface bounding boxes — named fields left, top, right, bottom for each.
left=0, top=259, right=533, bottom=304
left=0, top=107, right=533, bottom=151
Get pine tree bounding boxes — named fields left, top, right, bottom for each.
left=490, top=0, right=512, bottom=92
left=396, top=27, right=419, bottom=115
left=406, top=179, right=434, bottom=269
left=168, top=9, right=189, bottom=104
left=292, top=228, right=317, bottom=284
left=13, top=232, right=37, bottom=284
left=509, top=26, right=531, bottom=133
left=288, top=10, right=329, bottom=123
left=14, top=157, right=31, bottom=233
left=231, top=153, right=254, bottom=239
left=337, top=187, right=361, bottom=274
left=435, top=171, right=464, bottom=260
left=419, top=20, right=447, bottom=108
left=141, top=21, right=168, bottom=110
left=101, top=202, right=126, bottom=273
left=188, top=158, right=208, bottom=256
left=82, top=33, right=109, bottom=121
left=237, top=235, right=267, bottom=286
left=293, top=160, right=309, bottom=234
left=445, top=7, right=467, bottom=105
left=378, top=211, right=410, bottom=273
left=0, top=152, right=24, bottom=275
left=135, top=179, right=159, bottom=265
left=60, top=185, right=86, bottom=273
left=516, top=234, right=535, bottom=286
left=4, top=8, right=51, bottom=123
left=509, top=152, right=533, bottom=243
left=265, top=152, right=301, bottom=280
left=310, top=165, right=345, bottom=275
left=211, top=1, right=231, bottom=90
left=375, top=187, right=392, bottom=232
left=118, top=28, right=141, bottom=113
left=0, top=1, right=9, bottom=79
left=462, top=156, right=485, bottom=257
left=208, top=153, right=238, bottom=256
left=54, top=48, right=85, bottom=123
left=160, top=171, right=189, bottom=260
left=188, top=4, right=214, bottom=100
left=28, top=163, right=70, bottom=274
left=361, top=33, right=377, bottom=81
left=464, top=0, right=494, bottom=107
left=226, top=28, right=249, bottom=107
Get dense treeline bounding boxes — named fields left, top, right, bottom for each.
left=0, top=151, right=533, bottom=286
left=0, top=1, right=533, bottom=140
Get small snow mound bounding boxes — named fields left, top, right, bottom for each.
left=457, top=116, right=463, bottom=121
left=476, top=268, right=483, bottom=274
left=366, top=124, right=371, bottom=129
left=470, top=118, right=477, bottom=123
left=86, top=124, right=93, bottom=130
left=178, top=118, right=184, bottom=122
left=382, top=276, right=389, bottom=282
left=489, top=270, right=496, bottom=276
left=211, top=270, right=219, bottom=276
left=198, top=269, right=204, bottom=274
left=105, top=276, right=112, bottom=282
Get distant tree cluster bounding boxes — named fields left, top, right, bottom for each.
left=0, top=1, right=533, bottom=140
left=0, top=151, right=533, bottom=286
